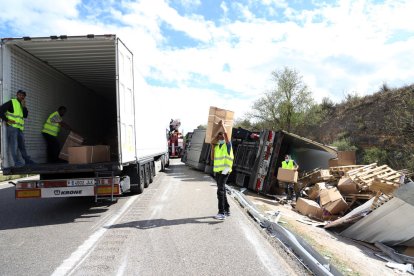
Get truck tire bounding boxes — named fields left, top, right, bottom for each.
left=149, top=161, right=154, bottom=183
left=127, top=164, right=144, bottom=194
left=161, top=156, right=166, bottom=172
left=144, top=163, right=150, bottom=188
left=165, top=156, right=170, bottom=168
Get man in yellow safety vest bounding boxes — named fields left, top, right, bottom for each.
left=42, top=106, right=73, bottom=163
left=0, top=90, right=35, bottom=167
left=211, top=121, right=234, bottom=220
left=281, top=154, right=299, bottom=200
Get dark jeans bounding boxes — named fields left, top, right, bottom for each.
left=7, top=126, right=31, bottom=167
left=215, top=173, right=230, bottom=214
left=42, top=133, right=60, bottom=163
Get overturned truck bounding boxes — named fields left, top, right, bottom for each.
left=232, top=130, right=337, bottom=195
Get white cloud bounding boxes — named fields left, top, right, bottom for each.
left=1, top=0, right=414, bottom=132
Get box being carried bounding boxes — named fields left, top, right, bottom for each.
left=205, top=106, right=234, bottom=144
left=68, top=145, right=110, bottom=164
left=59, top=132, right=84, bottom=161
left=277, top=167, right=298, bottom=183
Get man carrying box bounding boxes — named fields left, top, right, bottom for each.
left=211, top=121, right=234, bottom=220
left=281, top=154, right=299, bottom=200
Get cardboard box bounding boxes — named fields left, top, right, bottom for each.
left=68, top=145, right=110, bottom=164
left=295, top=198, right=323, bottom=220
left=277, top=167, right=298, bottom=183
left=309, top=170, right=333, bottom=184
left=337, top=151, right=356, bottom=166
left=328, top=158, right=339, bottom=167
left=404, top=247, right=414, bottom=257
left=337, top=177, right=359, bottom=194
left=59, top=132, right=84, bottom=161
left=319, top=188, right=349, bottom=214
left=308, top=182, right=327, bottom=200
left=205, top=106, right=234, bottom=144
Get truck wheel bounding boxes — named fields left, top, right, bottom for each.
left=144, top=163, right=150, bottom=188
left=149, top=162, right=154, bottom=183
left=127, top=165, right=144, bottom=194
left=161, top=156, right=166, bottom=172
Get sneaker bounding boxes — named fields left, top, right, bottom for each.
left=224, top=211, right=230, bottom=217
left=25, top=159, right=36, bottom=165
left=213, top=213, right=226, bottom=220
left=14, top=162, right=24, bottom=168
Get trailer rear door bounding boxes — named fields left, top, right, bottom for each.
left=116, top=39, right=136, bottom=164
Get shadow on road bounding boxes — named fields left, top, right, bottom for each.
left=165, top=161, right=215, bottom=184
left=107, top=216, right=223, bottom=230
left=0, top=185, right=111, bottom=230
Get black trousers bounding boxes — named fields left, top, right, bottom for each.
left=215, top=173, right=230, bottom=214
left=42, top=133, right=60, bottom=163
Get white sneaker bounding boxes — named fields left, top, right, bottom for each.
left=214, top=213, right=226, bottom=220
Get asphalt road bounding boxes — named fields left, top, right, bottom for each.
left=0, top=160, right=298, bottom=276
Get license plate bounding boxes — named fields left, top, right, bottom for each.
left=67, top=179, right=95, bottom=186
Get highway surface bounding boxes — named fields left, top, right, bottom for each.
left=0, top=160, right=299, bottom=275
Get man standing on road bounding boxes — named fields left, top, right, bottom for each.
left=0, top=89, right=35, bottom=167
left=281, top=154, right=299, bottom=200
left=42, top=106, right=73, bottom=163
left=211, top=121, right=234, bottom=220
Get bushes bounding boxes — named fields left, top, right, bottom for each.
left=362, top=147, right=387, bottom=165
left=331, top=138, right=357, bottom=151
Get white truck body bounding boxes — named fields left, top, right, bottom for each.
left=0, top=34, right=168, bottom=198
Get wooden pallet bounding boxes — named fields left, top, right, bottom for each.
left=343, top=193, right=375, bottom=209
left=371, top=192, right=393, bottom=210
left=369, top=178, right=400, bottom=195
left=346, top=163, right=402, bottom=190
left=299, top=169, right=334, bottom=186
left=329, top=165, right=365, bottom=177
left=346, top=163, right=378, bottom=177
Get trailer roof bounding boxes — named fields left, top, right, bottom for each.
left=282, top=130, right=337, bottom=155
left=2, top=35, right=118, bottom=97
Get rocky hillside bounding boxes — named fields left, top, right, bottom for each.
left=302, top=84, right=414, bottom=171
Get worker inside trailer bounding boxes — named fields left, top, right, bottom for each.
left=42, top=106, right=74, bottom=163
left=281, top=154, right=299, bottom=200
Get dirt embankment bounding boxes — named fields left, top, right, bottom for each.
left=302, top=85, right=414, bottom=169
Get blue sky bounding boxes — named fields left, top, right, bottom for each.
left=1, top=0, right=413, bottom=132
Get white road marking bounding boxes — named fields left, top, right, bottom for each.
left=115, top=255, right=128, bottom=276
left=240, top=222, right=281, bottom=275
left=0, top=183, right=12, bottom=190
left=51, top=195, right=139, bottom=276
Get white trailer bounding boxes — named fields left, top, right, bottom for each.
left=0, top=34, right=169, bottom=200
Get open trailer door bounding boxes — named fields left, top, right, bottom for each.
left=116, top=38, right=136, bottom=164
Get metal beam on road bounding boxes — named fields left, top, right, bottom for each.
left=227, top=185, right=342, bottom=276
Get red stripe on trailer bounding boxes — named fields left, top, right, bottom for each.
left=40, top=181, right=68, bottom=188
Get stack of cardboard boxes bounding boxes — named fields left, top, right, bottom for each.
left=205, top=106, right=234, bottom=144
left=59, top=131, right=110, bottom=164
left=296, top=186, right=349, bottom=220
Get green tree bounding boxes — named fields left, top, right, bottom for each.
left=248, top=67, right=314, bottom=132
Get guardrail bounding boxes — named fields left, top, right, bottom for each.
left=226, top=185, right=342, bottom=276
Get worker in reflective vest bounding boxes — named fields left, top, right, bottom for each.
left=42, top=106, right=72, bottom=163
left=0, top=89, right=35, bottom=167
left=282, top=155, right=298, bottom=170
left=281, top=154, right=299, bottom=200
left=211, top=121, right=234, bottom=220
